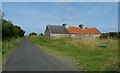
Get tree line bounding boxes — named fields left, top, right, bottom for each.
left=1, top=18, right=25, bottom=40
left=100, top=32, right=120, bottom=39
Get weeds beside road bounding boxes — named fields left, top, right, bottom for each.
left=2, top=37, right=23, bottom=62
left=30, top=36, right=118, bottom=71
left=0, top=41, right=2, bottom=64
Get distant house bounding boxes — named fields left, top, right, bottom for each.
left=68, top=25, right=101, bottom=38
left=44, top=25, right=70, bottom=38
left=44, top=24, right=101, bottom=38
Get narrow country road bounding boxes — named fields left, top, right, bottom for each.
left=3, top=37, right=79, bottom=71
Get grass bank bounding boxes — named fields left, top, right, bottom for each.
left=2, top=37, right=23, bottom=62
left=0, top=41, right=2, bottom=64
left=29, top=36, right=118, bottom=71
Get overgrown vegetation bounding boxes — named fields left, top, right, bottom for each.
left=2, top=37, right=22, bottom=61
left=0, top=41, right=2, bottom=64
left=30, top=36, right=118, bottom=71
left=29, top=32, right=37, bottom=37
left=1, top=16, right=25, bottom=62
left=2, top=19, right=25, bottom=40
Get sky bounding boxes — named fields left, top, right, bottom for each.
left=2, top=2, right=118, bottom=35
left=2, top=0, right=120, bottom=2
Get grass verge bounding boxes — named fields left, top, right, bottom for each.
left=0, top=41, right=2, bottom=65
left=29, top=36, right=118, bottom=71
left=2, top=37, right=23, bottom=62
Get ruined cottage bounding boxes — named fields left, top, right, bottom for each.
left=44, top=24, right=101, bottom=38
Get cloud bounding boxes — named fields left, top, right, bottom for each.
left=84, top=3, right=117, bottom=17
left=64, top=6, right=75, bottom=12
left=59, top=15, right=79, bottom=21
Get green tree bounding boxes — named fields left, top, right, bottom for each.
left=29, top=32, right=37, bottom=36
left=2, top=19, right=25, bottom=40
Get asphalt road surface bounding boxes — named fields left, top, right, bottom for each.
left=3, top=37, right=79, bottom=71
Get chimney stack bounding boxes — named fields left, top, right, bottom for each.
left=79, top=24, right=84, bottom=29
left=63, top=24, right=68, bottom=28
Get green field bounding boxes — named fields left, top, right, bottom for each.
left=30, top=36, right=118, bottom=71
left=2, top=37, right=22, bottom=61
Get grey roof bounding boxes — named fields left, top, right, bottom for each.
left=47, top=25, right=70, bottom=34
